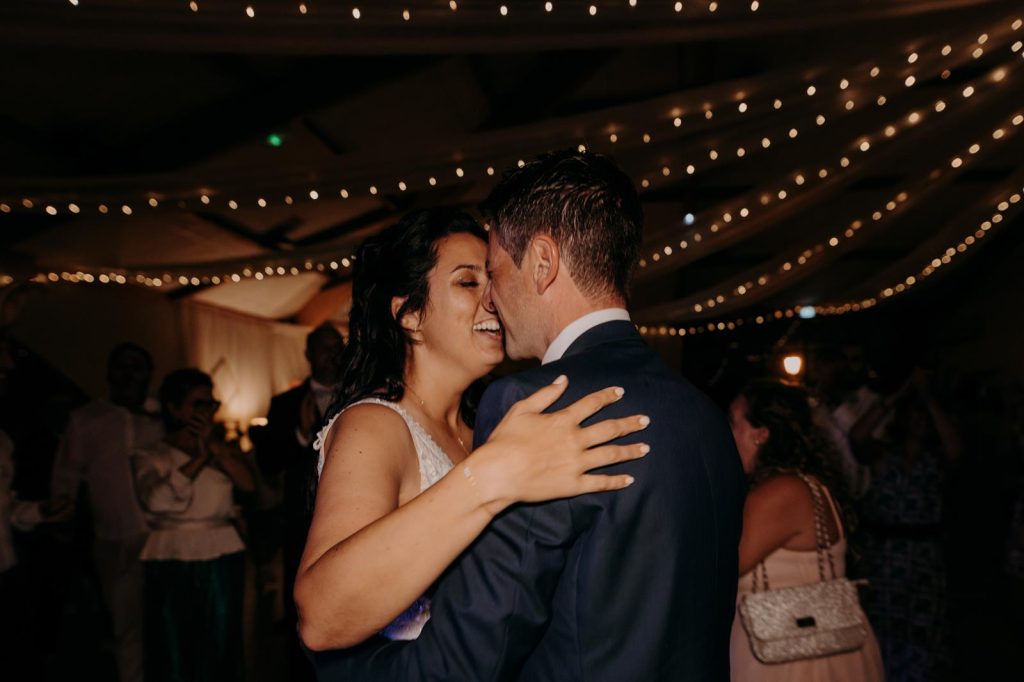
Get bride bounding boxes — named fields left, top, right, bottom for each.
left=295, top=207, right=650, bottom=650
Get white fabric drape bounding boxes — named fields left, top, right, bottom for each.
left=181, top=302, right=310, bottom=426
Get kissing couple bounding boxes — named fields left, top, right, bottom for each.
left=295, top=150, right=745, bottom=681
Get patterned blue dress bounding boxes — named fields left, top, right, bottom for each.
left=860, top=452, right=950, bottom=682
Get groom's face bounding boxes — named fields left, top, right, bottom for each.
left=485, top=230, right=539, bottom=361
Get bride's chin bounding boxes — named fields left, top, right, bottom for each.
left=472, top=347, right=504, bottom=372
left=477, top=349, right=505, bottom=368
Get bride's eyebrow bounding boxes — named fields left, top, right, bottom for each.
left=450, top=264, right=483, bottom=274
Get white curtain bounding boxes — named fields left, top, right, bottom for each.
left=181, top=302, right=309, bottom=427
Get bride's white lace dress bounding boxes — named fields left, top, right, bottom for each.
left=315, top=397, right=454, bottom=640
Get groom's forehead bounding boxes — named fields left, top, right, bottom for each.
left=485, top=231, right=501, bottom=261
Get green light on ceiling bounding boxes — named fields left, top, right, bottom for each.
left=266, top=133, right=283, bottom=147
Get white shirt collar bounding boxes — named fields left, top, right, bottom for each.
left=542, top=308, right=631, bottom=365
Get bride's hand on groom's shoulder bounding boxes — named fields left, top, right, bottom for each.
left=470, top=376, right=651, bottom=515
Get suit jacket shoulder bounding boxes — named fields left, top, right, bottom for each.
left=269, top=381, right=310, bottom=420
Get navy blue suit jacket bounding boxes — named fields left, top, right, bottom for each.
left=314, top=320, right=745, bottom=681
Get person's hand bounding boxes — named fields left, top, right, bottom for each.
left=299, top=391, right=319, bottom=439
left=185, top=413, right=213, bottom=440
left=41, top=495, right=73, bottom=523
left=207, top=436, right=232, bottom=467
left=185, top=414, right=214, bottom=459
left=470, top=376, right=650, bottom=515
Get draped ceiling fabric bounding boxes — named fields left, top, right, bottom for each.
left=6, top=279, right=313, bottom=426
left=1, top=0, right=1023, bottom=336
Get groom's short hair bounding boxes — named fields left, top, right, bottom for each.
left=481, top=150, right=643, bottom=299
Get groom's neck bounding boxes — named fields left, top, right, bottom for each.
left=539, top=289, right=626, bottom=357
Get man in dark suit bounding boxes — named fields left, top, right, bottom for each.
left=314, top=151, right=745, bottom=680
left=257, top=322, right=344, bottom=681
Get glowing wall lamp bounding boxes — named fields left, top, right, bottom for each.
left=782, top=354, right=804, bottom=377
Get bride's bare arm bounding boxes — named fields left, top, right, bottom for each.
left=295, top=377, right=650, bottom=651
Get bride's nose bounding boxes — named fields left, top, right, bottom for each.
left=482, top=280, right=497, bottom=314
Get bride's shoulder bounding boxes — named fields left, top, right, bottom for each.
left=320, top=400, right=416, bottom=463
left=315, top=401, right=421, bottom=508
left=339, top=400, right=409, bottom=428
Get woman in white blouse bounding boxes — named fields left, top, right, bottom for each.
left=131, top=368, right=254, bottom=682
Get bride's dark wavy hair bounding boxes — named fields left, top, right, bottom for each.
left=739, top=379, right=857, bottom=535
left=322, top=207, right=488, bottom=426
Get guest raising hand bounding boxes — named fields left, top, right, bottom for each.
left=131, top=368, right=253, bottom=682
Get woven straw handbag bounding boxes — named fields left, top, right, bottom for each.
left=736, top=473, right=869, bottom=664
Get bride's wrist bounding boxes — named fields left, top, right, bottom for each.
left=462, top=446, right=514, bottom=517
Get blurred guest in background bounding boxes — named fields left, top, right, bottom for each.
left=808, top=345, right=879, bottom=500
left=51, top=342, right=161, bottom=682
left=0, top=327, right=72, bottom=678
left=255, top=322, right=343, bottom=681
left=852, top=367, right=962, bottom=682
left=1004, top=382, right=1024, bottom=597
left=1, top=430, right=72, bottom=676
left=132, top=368, right=254, bottom=682
left=729, top=379, right=883, bottom=682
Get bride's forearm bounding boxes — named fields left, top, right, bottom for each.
left=295, top=445, right=512, bottom=651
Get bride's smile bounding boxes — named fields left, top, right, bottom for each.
left=414, top=232, right=505, bottom=376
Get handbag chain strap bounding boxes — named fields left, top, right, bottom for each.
left=752, top=472, right=837, bottom=593
left=797, top=472, right=838, bottom=582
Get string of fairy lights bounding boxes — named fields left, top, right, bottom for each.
left=634, top=34, right=989, bottom=198
left=2, top=70, right=1019, bottom=290
left=58, top=1, right=871, bottom=22
left=1, top=9, right=1019, bottom=301
left=636, top=78, right=981, bottom=271
left=636, top=16, right=1024, bottom=185
left=21, top=253, right=359, bottom=290
left=635, top=108, right=1024, bottom=336
left=637, top=16, right=1024, bottom=271
left=637, top=305, right=806, bottom=339
left=817, top=179, right=1024, bottom=316
left=14, top=97, right=1020, bottom=295
left=0, top=56, right=925, bottom=218
left=637, top=101, right=1024, bottom=323
left=636, top=177, right=1024, bottom=339
left=3, top=11, right=1016, bottom=219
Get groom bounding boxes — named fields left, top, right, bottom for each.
left=314, top=150, right=745, bottom=680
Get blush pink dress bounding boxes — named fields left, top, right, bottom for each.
left=730, top=481, right=886, bottom=682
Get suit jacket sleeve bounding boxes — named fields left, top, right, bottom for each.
left=313, top=377, right=583, bottom=681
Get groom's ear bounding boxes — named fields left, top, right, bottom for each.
left=530, top=235, right=559, bottom=295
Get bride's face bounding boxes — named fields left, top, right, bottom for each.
left=412, top=232, right=504, bottom=377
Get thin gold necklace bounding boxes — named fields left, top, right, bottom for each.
left=404, top=384, right=470, bottom=456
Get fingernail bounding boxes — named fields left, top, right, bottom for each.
left=613, top=387, right=625, bottom=397
left=638, top=415, right=651, bottom=427
left=639, top=443, right=651, bottom=454
left=553, top=374, right=568, bottom=385
left=624, top=476, right=636, bottom=486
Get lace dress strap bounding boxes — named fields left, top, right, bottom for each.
left=314, top=397, right=455, bottom=491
